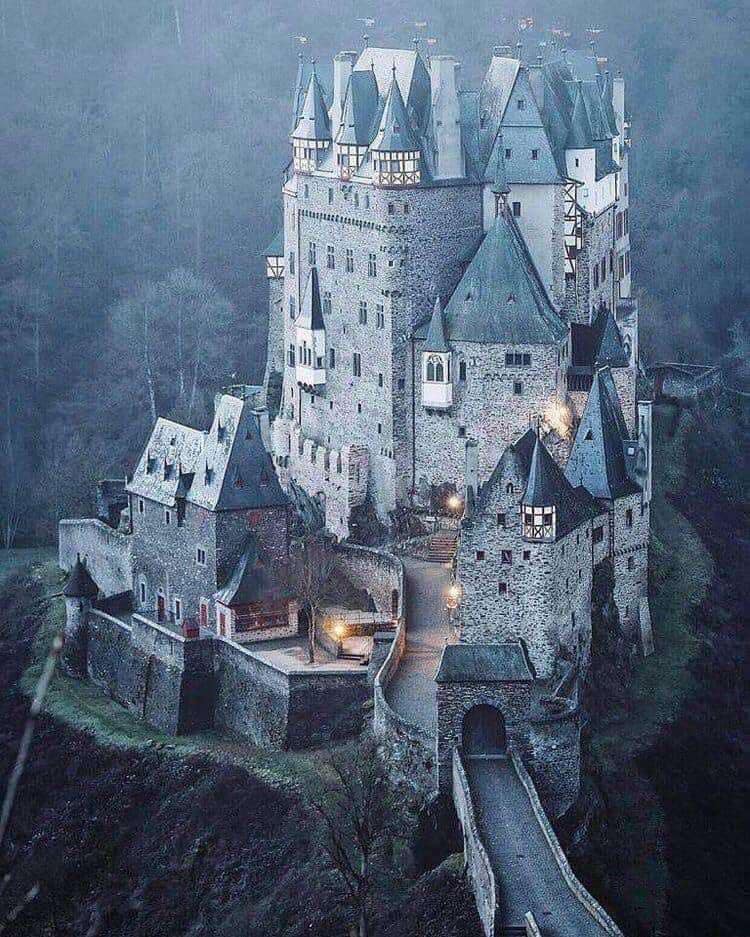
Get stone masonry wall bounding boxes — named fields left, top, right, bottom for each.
left=59, top=519, right=132, bottom=597
left=333, top=544, right=403, bottom=620
left=612, top=492, right=649, bottom=631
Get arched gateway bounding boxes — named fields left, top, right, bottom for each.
left=462, top=704, right=507, bottom=756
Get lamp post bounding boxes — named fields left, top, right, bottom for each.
left=444, top=581, right=461, bottom=637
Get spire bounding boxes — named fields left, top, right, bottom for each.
left=490, top=129, right=511, bottom=209
left=522, top=431, right=566, bottom=507
left=566, top=82, right=594, bottom=149
left=63, top=555, right=99, bottom=599
left=423, top=295, right=449, bottom=352
left=298, top=266, right=325, bottom=330
left=292, top=69, right=331, bottom=141
left=370, top=73, right=419, bottom=152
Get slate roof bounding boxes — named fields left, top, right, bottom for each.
left=335, top=69, right=379, bottom=145
left=370, top=72, right=420, bottom=152
left=423, top=295, right=448, bottom=352
left=421, top=210, right=567, bottom=346
left=570, top=307, right=628, bottom=370
left=292, top=68, right=332, bottom=141
left=476, top=427, right=537, bottom=513
left=263, top=229, right=283, bottom=257
left=298, top=266, right=324, bottom=330
left=522, top=433, right=600, bottom=538
left=436, top=642, right=534, bottom=683
left=292, top=58, right=332, bottom=130
left=565, top=368, right=641, bottom=500
left=488, top=129, right=510, bottom=195
left=64, top=556, right=99, bottom=598
left=566, top=83, right=595, bottom=149
left=354, top=46, right=431, bottom=131
left=488, top=124, right=563, bottom=185
left=128, top=395, right=288, bottom=512
left=215, top=535, right=289, bottom=607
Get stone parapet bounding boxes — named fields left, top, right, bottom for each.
left=59, top=519, right=132, bottom=597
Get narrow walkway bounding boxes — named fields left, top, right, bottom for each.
left=385, top=557, right=454, bottom=734
left=466, top=756, right=609, bottom=936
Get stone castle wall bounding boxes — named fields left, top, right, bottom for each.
left=333, top=544, right=403, bottom=620
left=59, top=519, right=132, bottom=597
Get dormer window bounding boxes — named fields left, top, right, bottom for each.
left=163, top=461, right=173, bottom=480
left=204, top=466, right=213, bottom=485
left=146, top=454, right=156, bottom=474
left=517, top=98, right=526, bottom=110
left=234, top=471, right=244, bottom=489
left=217, top=422, right=226, bottom=442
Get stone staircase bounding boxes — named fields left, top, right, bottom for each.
left=424, top=530, right=458, bottom=563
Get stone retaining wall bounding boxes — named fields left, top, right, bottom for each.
left=452, top=747, right=497, bottom=937
left=59, top=519, right=132, bottom=597
left=333, top=544, right=404, bottom=620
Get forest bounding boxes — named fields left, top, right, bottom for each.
left=0, top=0, right=748, bottom=546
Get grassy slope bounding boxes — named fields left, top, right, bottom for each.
left=581, top=405, right=714, bottom=933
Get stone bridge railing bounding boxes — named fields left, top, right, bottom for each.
left=452, top=748, right=498, bottom=937
left=510, top=751, right=624, bottom=936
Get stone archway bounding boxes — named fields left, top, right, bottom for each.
left=462, top=704, right=507, bottom=756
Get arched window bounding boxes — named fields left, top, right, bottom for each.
left=426, top=359, right=435, bottom=382
left=506, top=482, right=514, bottom=494
left=435, top=359, right=445, bottom=382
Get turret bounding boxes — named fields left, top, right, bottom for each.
left=295, top=266, right=326, bottom=387
left=430, top=55, right=464, bottom=179
left=335, top=69, right=378, bottom=180
left=370, top=68, right=421, bottom=186
left=421, top=296, right=452, bottom=409
left=521, top=434, right=558, bottom=541
left=489, top=128, right=510, bottom=216
left=291, top=64, right=331, bottom=173
left=62, top=554, right=99, bottom=677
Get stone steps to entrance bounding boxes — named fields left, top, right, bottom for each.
left=424, top=531, right=458, bottom=563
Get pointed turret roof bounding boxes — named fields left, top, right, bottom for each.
left=565, top=368, right=640, bottom=500
left=63, top=556, right=99, bottom=599
left=566, top=82, right=594, bottom=149
left=594, top=306, right=629, bottom=368
left=336, top=69, right=379, bottom=146
left=424, top=211, right=567, bottom=345
left=292, top=68, right=331, bottom=141
left=423, top=295, right=449, bottom=352
left=370, top=70, right=419, bottom=152
left=523, top=432, right=568, bottom=507
left=298, top=266, right=324, bottom=330
left=489, top=130, right=510, bottom=196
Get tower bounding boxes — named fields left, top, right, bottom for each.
left=421, top=296, right=452, bottom=409
left=62, top=554, right=99, bottom=677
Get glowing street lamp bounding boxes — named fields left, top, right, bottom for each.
left=445, top=583, right=462, bottom=611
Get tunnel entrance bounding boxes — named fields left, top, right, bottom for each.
left=462, top=704, right=507, bottom=756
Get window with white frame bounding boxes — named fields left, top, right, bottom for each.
left=196, top=547, right=206, bottom=566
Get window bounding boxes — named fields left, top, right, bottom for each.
left=328, top=187, right=334, bottom=204
left=476, top=550, right=485, bottom=561
left=376, top=305, right=385, bottom=329
left=164, top=508, right=171, bottom=525
left=517, top=98, right=525, bottom=110
left=377, top=423, right=382, bottom=434
left=593, top=525, right=604, bottom=544
left=513, top=381, right=523, bottom=395
left=575, top=157, right=580, bottom=168
left=601, top=257, right=606, bottom=281
left=174, top=598, right=181, bottom=621
left=345, top=248, right=354, bottom=273
left=378, top=372, right=384, bottom=388
left=459, top=360, right=467, bottom=381
left=523, top=550, right=531, bottom=561
left=497, top=512, right=506, bottom=527
left=138, top=498, right=145, bottom=515
left=593, top=264, right=599, bottom=288
left=139, top=581, right=146, bottom=604
left=289, top=296, right=296, bottom=319
left=501, top=550, right=512, bottom=565
left=323, top=291, right=332, bottom=316
left=498, top=582, right=507, bottom=595
left=308, top=241, right=316, bottom=266
left=288, top=344, right=295, bottom=367
left=403, top=203, right=410, bottom=214
left=357, top=402, right=362, bottom=413
left=289, top=251, right=295, bottom=275
left=506, top=483, right=514, bottom=494
left=303, top=183, right=309, bottom=198
left=506, top=352, right=531, bottom=367
left=458, top=426, right=466, bottom=438
left=365, top=194, right=370, bottom=208
left=626, top=508, right=633, bottom=528
left=329, top=347, right=336, bottom=368
left=368, top=252, right=377, bottom=277
left=196, top=547, right=206, bottom=566
left=353, top=352, right=362, bottom=377
left=505, top=147, right=512, bottom=160
left=531, top=149, right=539, bottom=160
left=387, top=203, right=395, bottom=215
left=512, top=201, right=521, bottom=217
left=628, top=556, right=635, bottom=570
left=326, top=245, right=335, bottom=269
left=358, top=301, right=367, bottom=325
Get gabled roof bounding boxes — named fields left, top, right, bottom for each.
left=215, top=535, right=289, bottom=606
left=423, top=295, right=448, bottom=352
left=478, top=51, right=521, bottom=165
left=565, top=368, right=641, bottom=500
left=335, top=69, right=379, bottom=145
left=476, top=427, right=536, bottom=512
left=424, top=210, right=567, bottom=345
left=292, top=68, right=331, bottom=142
left=490, top=124, right=563, bottom=185
left=298, top=266, right=324, bottom=330
left=64, top=556, right=99, bottom=598
left=128, top=395, right=288, bottom=512
left=436, top=642, right=534, bottom=683
left=370, top=71, right=420, bottom=152
left=522, top=432, right=600, bottom=537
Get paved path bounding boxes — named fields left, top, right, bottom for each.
left=385, top=557, right=454, bottom=734
left=466, top=755, right=609, bottom=935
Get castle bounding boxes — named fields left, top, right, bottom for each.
left=59, top=40, right=650, bottom=935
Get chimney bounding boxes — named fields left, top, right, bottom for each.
left=430, top=55, right=464, bottom=179
left=612, top=76, right=626, bottom=135
left=330, top=51, right=357, bottom=136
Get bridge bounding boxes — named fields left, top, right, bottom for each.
left=383, top=557, right=623, bottom=937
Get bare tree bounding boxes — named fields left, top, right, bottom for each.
left=292, top=534, right=335, bottom=664
left=310, top=737, right=394, bottom=937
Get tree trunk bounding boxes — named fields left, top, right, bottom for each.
left=308, top=607, right=316, bottom=664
